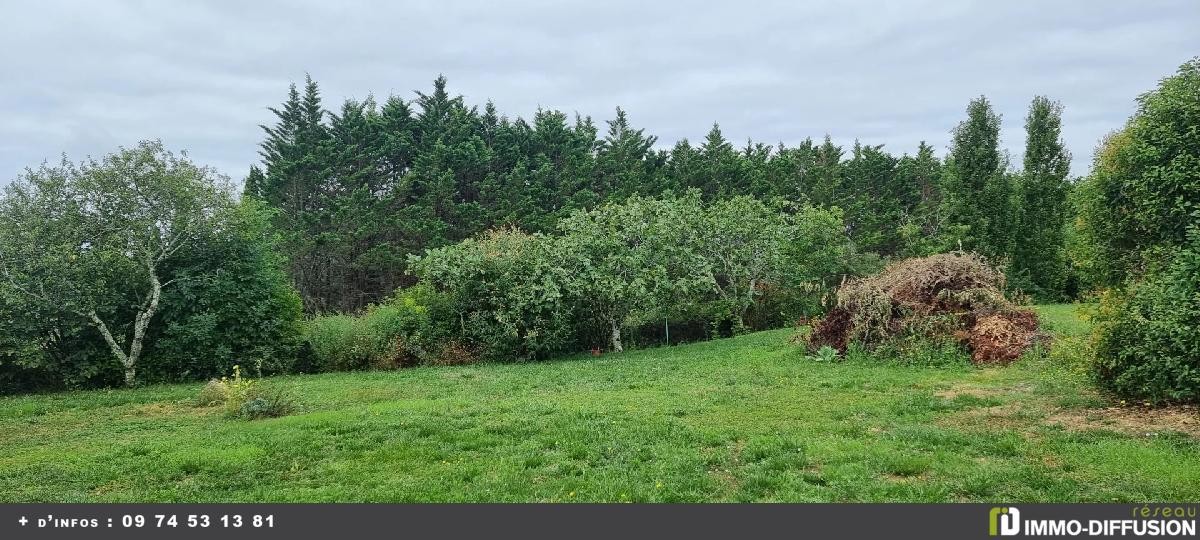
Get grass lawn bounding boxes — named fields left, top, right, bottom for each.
left=1, top=304, right=1197, bottom=502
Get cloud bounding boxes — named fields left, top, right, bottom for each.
left=2, top=0, right=1197, bottom=182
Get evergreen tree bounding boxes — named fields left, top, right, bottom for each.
left=943, top=96, right=1013, bottom=260
left=1011, top=96, right=1071, bottom=299
left=695, top=123, right=743, bottom=199
left=256, top=75, right=335, bottom=312
left=842, top=142, right=903, bottom=254
left=595, top=107, right=658, bottom=200
left=895, top=142, right=950, bottom=256
left=808, top=136, right=845, bottom=209
left=768, top=138, right=818, bottom=203
left=243, top=165, right=266, bottom=199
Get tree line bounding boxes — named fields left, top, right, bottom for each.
left=249, top=76, right=1074, bottom=314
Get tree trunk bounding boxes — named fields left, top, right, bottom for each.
left=89, top=310, right=133, bottom=384
left=87, top=261, right=164, bottom=387
left=735, top=278, right=756, bottom=334
left=610, top=318, right=624, bottom=353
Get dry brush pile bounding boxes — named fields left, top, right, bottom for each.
left=807, top=252, right=1044, bottom=364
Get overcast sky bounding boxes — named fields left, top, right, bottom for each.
left=2, top=1, right=1197, bottom=185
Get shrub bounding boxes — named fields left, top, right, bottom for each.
left=361, top=294, right=432, bottom=366
left=143, top=199, right=306, bottom=382
left=430, top=340, right=482, bottom=366
left=1073, top=58, right=1200, bottom=289
left=1092, top=239, right=1200, bottom=403
left=303, top=314, right=359, bottom=371
left=216, top=365, right=257, bottom=414
left=410, top=195, right=863, bottom=359
left=201, top=364, right=298, bottom=419
left=232, top=385, right=298, bottom=420
left=194, top=378, right=230, bottom=407
left=410, top=227, right=578, bottom=361
left=0, top=193, right=305, bottom=392
left=302, top=290, right=432, bottom=371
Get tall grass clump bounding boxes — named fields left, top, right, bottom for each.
left=303, top=291, right=433, bottom=371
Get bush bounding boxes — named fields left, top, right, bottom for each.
left=303, top=314, right=360, bottom=371
left=194, top=378, right=230, bottom=407
left=411, top=195, right=863, bottom=358
left=232, top=385, right=298, bottom=420
left=429, top=340, right=482, bottom=366
left=0, top=196, right=305, bottom=392
left=143, top=200, right=306, bottom=382
left=198, top=364, right=298, bottom=419
left=410, top=227, right=578, bottom=361
left=1092, top=239, right=1200, bottom=403
left=302, top=289, right=433, bottom=371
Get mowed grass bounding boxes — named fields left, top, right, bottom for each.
left=1, top=305, right=1197, bottom=502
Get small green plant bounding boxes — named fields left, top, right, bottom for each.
left=806, top=345, right=839, bottom=363
left=235, top=385, right=298, bottom=420
left=193, top=378, right=229, bottom=407
left=219, top=365, right=256, bottom=415
left=196, top=364, right=298, bottom=420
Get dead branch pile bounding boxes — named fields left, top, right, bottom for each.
left=808, top=252, right=1043, bottom=364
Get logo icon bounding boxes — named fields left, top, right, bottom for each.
left=989, top=507, right=1021, bottom=536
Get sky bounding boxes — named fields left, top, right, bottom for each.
left=1, top=1, right=1197, bottom=184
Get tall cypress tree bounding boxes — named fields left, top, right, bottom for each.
left=808, top=136, right=844, bottom=209
left=943, top=96, right=1012, bottom=259
left=257, top=75, right=334, bottom=312
left=895, top=142, right=949, bottom=256
left=595, top=108, right=657, bottom=200
left=1011, top=96, right=1071, bottom=298
left=842, top=142, right=902, bottom=254
left=768, top=138, right=818, bottom=203
left=695, top=124, right=743, bottom=199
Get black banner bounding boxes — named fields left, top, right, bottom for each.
left=1, top=503, right=1197, bottom=540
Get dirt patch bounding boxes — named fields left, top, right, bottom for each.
left=938, top=395, right=1200, bottom=439
left=1046, top=405, right=1200, bottom=437
left=933, top=381, right=1033, bottom=400
left=123, top=402, right=191, bottom=418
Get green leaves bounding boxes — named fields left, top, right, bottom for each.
left=1084, top=58, right=1200, bottom=404
left=943, top=96, right=1014, bottom=261
left=0, top=144, right=304, bottom=391
left=1010, top=96, right=1072, bottom=300
left=410, top=194, right=857, bottom=358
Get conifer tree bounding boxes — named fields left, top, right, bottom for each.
left=695, top=123, right=743, bottom=199
left=942, top=96, right=1013, bottom=260
left=808, top=136, right=844, bottom=209
left=842, top=142, right=902, bottom=254
left=895, top=142, right=950, bottom=256
left=595, top=108, right=658, bottom=200
left=1011, top=96, right=1071, bottom=298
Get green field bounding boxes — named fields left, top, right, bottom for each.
left=1, top=304, right=1196, bottom=502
